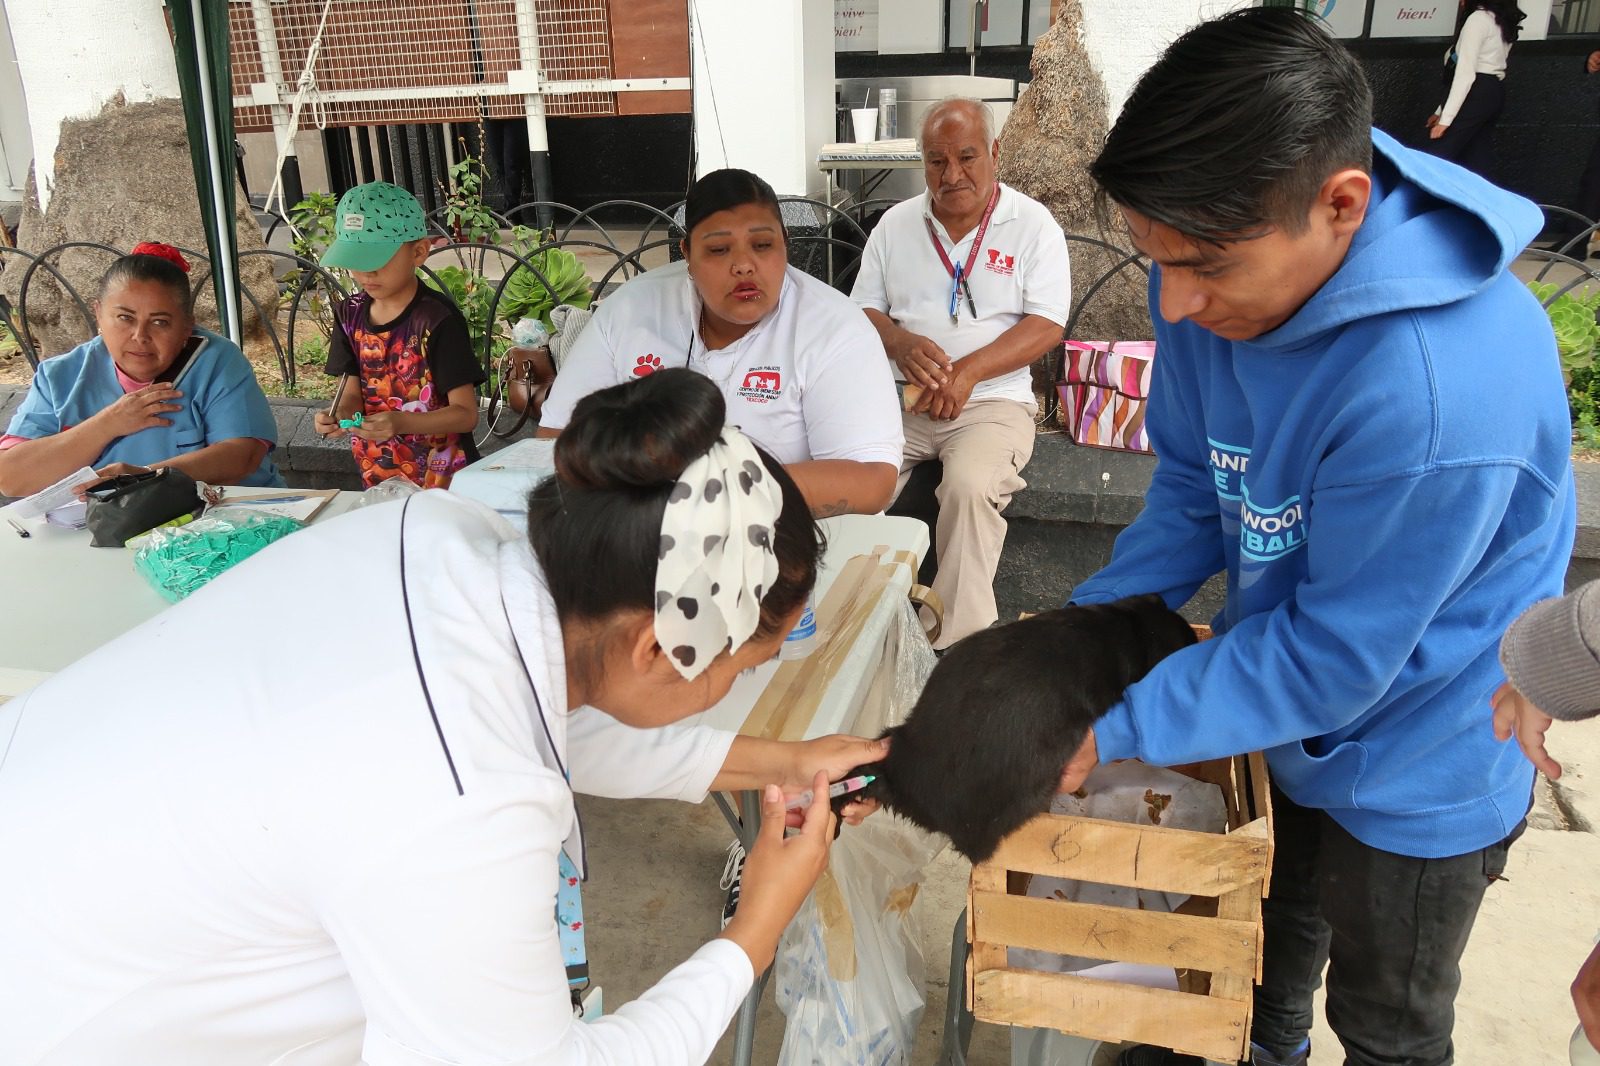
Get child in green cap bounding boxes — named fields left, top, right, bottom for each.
left=315, top=181, right=485, bottom=489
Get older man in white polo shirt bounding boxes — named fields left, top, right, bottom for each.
left=852, top=97, right=1070, bottom=647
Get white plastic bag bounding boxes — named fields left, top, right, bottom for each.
left=353, top=478, right=422, bottom=509
left=511, top=317, right=551, bottom=348
left=774, top=598, right=943, bottom=1066
left=774, top=815, right=943, bottom=1066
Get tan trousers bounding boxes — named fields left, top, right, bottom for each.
left=896, top=398, right=1035, bottom=649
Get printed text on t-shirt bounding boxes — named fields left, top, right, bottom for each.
left=737, top=367, right=783, bottom=404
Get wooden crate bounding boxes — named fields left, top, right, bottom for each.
left=965, top=750, right=1273, bottom=1063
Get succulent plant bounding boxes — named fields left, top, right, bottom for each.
left=1529, top=281, right=1600, bottom=382
left=500, top=245, right=592, bottom=330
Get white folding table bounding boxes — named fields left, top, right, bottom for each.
left=699, top=513, right=931, bottom=1066
left=0, top=489, right=362, bottom=699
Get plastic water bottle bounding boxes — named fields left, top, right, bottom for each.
left=780, top=592, right=817, bottom=661
left=878, top=88, right=898, bottom=140
left=1574, top=1024, right=1600, bottom=1066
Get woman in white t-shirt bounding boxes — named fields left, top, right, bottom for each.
left=540, top=169, right=904, bottom=517
left=0, top=369, right=885, bottom=1066
left=1425, top=0, right=1525, bottom=178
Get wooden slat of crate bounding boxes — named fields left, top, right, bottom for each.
left=970, top=890, right=1258, bottom=976
left=1246, top=750, right=1275, bottom=897
left=969, top=862, right=1008, bottom=974
left=971, top=968, right=1250, bottom=1064
left=986, top=812, right=1271, bottom=896
left=1220, top=819, right=1270, bottom=985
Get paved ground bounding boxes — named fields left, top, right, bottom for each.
left=578, top=707, right=1600, bottom=1065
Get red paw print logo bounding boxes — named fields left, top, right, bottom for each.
left=633, top=353, right=662, bottom=377
left=567, top=877, right=579, bottom=886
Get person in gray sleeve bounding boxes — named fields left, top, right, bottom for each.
left=1496, top=580, right=1600, bottom=776
left=1496, top=579, right=1600, bottom=1054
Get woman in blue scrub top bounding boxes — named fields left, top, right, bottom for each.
left=0, top=243, right=282, bottom=496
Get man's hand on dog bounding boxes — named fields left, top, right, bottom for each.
left=1057, top=728, right=1099, bottom=794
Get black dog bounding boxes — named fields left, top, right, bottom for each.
left=842, top=594, right=1197, bottom=863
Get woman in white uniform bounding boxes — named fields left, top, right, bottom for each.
left=540, top=168, right=904, bottom=518
left=0, top=369, right=884, bottom=1065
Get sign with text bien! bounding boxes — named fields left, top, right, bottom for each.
left=1370, top=0, right=1453, bottom=37
left=834, top=0, right=878, bottom=52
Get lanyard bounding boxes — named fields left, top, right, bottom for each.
left=924, top=183, right=999, bottom=323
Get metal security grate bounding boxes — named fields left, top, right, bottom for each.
left=532, top=0, right=613, bottom=117
left=229, top=0, right=616, bottom=134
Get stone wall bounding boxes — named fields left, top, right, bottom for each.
left=3, top=97, right=277, bottom=359
left=996, top=2, right=1152, bottom=345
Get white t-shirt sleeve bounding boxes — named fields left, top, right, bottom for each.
left=1020, top=208, right=1071, bottom=327
left=328, top=779, right=753, bottom=1066
left=1440, top=10, right=1495, bottom=127
left=566, top=706, right=737, bottom=802
left=799, top=310, right=904, bottom=468
left=540, top=302, right=625, bottom=432
left=849, top=226, right=892, bottom=314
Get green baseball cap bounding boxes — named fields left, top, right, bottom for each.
left=321, top=182, right=428, bottom=271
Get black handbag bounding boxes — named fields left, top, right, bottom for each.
left=84, top=468, right=204, bottom=547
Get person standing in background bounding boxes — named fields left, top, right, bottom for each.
left=1573, top=49, right=1600, bottom=257
left=1425, top=0, right=1526, bottom=179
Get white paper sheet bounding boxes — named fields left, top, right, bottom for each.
left=2, top=466, right=100, bottom=521
left=45, top=500, right=88, bottom=530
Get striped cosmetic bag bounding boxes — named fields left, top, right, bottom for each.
left=1057, top=340, right=1156, bottom=454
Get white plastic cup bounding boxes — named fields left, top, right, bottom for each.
left=780, top=592, right=818, bottom=660
left=850, top=108, right=877, bottom=144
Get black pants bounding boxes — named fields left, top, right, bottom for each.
left=1425, top=73, right=1506, bottom=181
left=1250, top=787, right=1522, bottom=1065
left=1578, top=134, right=1600, bottom=229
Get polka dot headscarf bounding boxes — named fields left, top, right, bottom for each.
left=654, top=428, right=785, bottom=681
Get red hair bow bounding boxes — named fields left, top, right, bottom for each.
left=130, top=242, right=191, bottom=273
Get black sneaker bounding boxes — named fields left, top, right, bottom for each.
left=1115, top=1049, right=1205, bottom=1066
left=719, top=839, right=745, bottom=929
left=1115, top=1040, right=1307, bottom=1066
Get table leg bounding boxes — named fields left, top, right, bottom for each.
left=730, top=787, right=762, bottom=1066
left=712, top=790, right=743, bottom=837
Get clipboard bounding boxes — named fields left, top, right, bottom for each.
left=213, top=487, right=340, bottom=524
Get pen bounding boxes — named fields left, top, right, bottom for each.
left=7, top=516, right=29, bottom=539
left=786, top=774, right=876, bottom=811
left=229, top=495, right=309, bottom=505
left=949, top=263, right=963, bottom=324
left=960, top=274, right=977, bottom=319
left=327, top=374, right=348, bottom=419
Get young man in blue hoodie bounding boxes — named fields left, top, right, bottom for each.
left=1068, top=9, right=1576, bottom=1066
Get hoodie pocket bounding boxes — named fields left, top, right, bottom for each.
left=1267, top=739, right=1370, bottom=811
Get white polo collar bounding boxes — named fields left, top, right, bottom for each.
left=683, top=265, right=798, bottom=357
left=920, top=182, right=1020, bottom=243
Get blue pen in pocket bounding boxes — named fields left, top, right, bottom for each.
left=949, top=262, right=964, bottom=324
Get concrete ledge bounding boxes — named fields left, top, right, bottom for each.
left=1008, top=437, right=1154, bottom=527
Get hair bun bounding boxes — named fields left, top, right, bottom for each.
left=130, top=242, right=191, bottom=274
left=556, top=369, right=726, bottom=492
